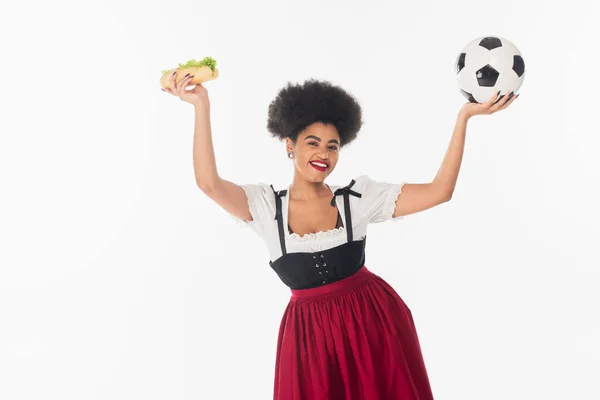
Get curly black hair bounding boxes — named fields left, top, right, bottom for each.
left=266, top=79, right=363, bottom=147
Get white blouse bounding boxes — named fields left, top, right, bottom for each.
left=233, top=175, right=406, bottom=262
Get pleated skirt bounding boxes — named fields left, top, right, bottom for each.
left=273, top=265, right=435, bottom=400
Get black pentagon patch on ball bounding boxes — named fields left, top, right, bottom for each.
left=513, top=55, right=525, bottom=77
left=455, top=53, right=466, bottom=74
left=460, top=89, right=477, bottom=103
left=479, top=36, right=502, bottom=50
left=476, top=64, right=499, bottom=87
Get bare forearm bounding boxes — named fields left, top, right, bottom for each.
left=193, top=102, right=220, bottom=188
left=433, top=112, right=470, bottom=197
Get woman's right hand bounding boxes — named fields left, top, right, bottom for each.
left=163, top=72, right=209, bottom=106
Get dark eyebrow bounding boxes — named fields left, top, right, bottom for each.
left=305, top=135, right=340, bottom=145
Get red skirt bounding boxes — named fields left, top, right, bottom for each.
left=273, top=265, right=435, bottom=400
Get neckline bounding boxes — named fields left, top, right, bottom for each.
left=284, top=183, right=347, bottom=240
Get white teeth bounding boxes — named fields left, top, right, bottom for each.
left=311, top=162, right=327, bottom=168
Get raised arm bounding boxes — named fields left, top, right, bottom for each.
left=393, top=91, right=518, bottom=218
left=164, top=74, right=253, bottom=222
left=191, top=102, right=253, bottom=221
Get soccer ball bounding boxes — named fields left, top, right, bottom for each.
left=455, top=36, right=525, bottom=103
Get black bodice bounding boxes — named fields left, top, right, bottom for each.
left=268, top=180, right=367, bottom=290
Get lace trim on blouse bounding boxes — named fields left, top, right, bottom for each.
left=287, top=226, right=346, bottom=241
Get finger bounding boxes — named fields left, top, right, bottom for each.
left=501, top=91, right=514, bottom=105
left=490, top=91, right=515, bottom=113
left=488, top=91, right=510, bottom=112
left=174, top=73, right=183, bottom=96
left=162, top=79, right=176, bottom=93
left=176, top=74, right=194, bottom=96
left=184, top=74, right=195, bottom=87
left=496, top=93, right=519, bottom=112
left=171, top=70, right=178, bottom=92
left=492, top=94, right=507, bottom=107
left=175, top=75, right=188, bottom=97
left=484, top=91, right=502, bottom=108
left=473, top=92, right=498, bottom=115
left=174, top=72, right=188, bottom=97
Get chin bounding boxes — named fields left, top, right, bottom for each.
left=304, top=168, right=332, bottom=182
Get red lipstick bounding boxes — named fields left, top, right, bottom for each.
left=309, top=160, right=329, bottom=172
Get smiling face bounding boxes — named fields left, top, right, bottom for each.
left=286, top=122, right=341, bottom=183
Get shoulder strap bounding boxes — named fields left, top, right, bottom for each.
left=270, top=185, right=288, bottom=255
left=331, top=179, right=362, bottom=242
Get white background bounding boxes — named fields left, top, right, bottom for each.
left=1, top=0, right=599, bottom=399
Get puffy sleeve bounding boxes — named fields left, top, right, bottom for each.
left=230, top=182, right=276, bottom=238
left=353, top=175, right=406, bottom=224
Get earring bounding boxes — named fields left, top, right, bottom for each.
left=287, top=152, right=294, bottom=159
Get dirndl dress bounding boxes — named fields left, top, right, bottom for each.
left=235, top=175, right=435, bottom=400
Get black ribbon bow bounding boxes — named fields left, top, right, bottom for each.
left=331, top=179, right=362, bottom=206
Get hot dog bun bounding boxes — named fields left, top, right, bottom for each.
left=160, top=57, right=219, bottom=90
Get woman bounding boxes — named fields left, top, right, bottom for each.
left=164, top=74, right=517, bottom=399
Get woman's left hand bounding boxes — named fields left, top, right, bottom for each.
left=459, top=91, right=519, bottom=120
